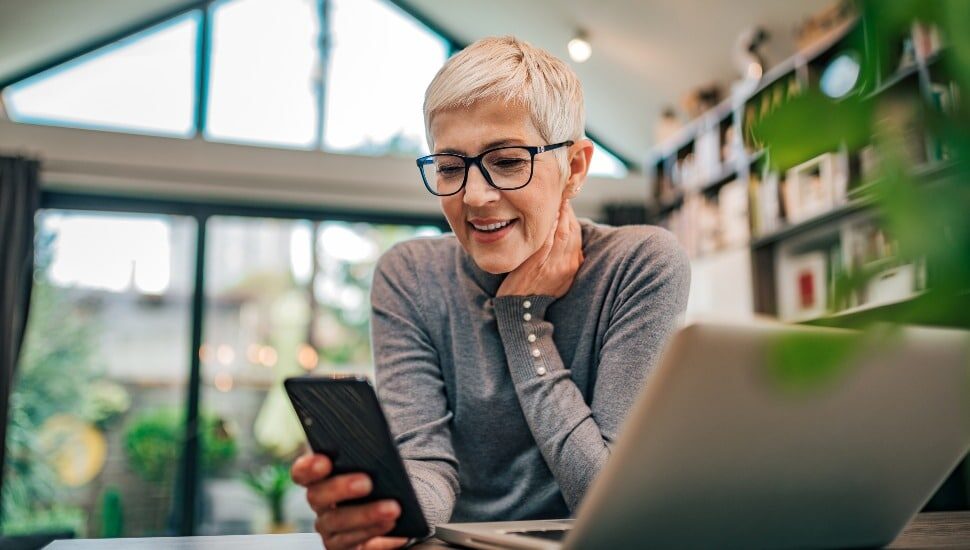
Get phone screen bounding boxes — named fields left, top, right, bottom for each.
left=285, top=376, right=429, bottom=539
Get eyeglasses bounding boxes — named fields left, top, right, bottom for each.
left=416, top=141, right=574, bottom=197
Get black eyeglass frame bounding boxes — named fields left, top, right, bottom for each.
left=416, top=140, right=574, bottom=196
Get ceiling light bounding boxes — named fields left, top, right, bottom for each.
left=568, top=31, right=591, bottom=63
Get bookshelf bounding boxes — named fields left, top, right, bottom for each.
left=645, top=13, right=959, bottom=325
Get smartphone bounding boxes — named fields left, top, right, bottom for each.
left=284, top=375, right=430, bottom=539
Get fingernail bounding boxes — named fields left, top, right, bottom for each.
left=350, top=476, right=372, bottom=493
left=312, top=459, right=328, bottom=475
left=379, top=500, right=400, bottom=517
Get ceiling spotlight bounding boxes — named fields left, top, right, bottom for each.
left=568, top=31, right=592, bottom=63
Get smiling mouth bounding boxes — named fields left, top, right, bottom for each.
left=469, top=219, right=517, bottom=233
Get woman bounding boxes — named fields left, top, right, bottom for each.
left=292, top=36, right=690, bottom=549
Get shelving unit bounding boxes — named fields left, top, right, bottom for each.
left=645, top=13, right=959, bottom=325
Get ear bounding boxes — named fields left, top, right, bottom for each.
left=565, top=139, right=594, bottom=199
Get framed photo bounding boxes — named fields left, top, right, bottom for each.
left=784, top=152, right=849, bottom=223
left=778, top=251, right=828, bottom=322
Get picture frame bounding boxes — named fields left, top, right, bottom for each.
left=778, top=250, right=828, bottom=322
left=783, top=151, right=849, bottom=223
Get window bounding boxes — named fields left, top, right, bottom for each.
left=1, top=211, right=196, bottom=537
left=2, top=203, right=444, bottom=538
left=1, top=0, right=634, bottom=171
left=322, top=0, right=449, bottom=156
left=197, top=216, right=441, bottom=534
left=589, top=142, right=629, bottom=178
left=2, top=13, right=199, bottom=138
left=205, top=0, right=321, bottom=148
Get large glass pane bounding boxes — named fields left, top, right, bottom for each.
left=588, top=141, right=629, bottom=178
left=199, top=216, right=314, bottom=535
left=205, top=0, right=321, bottom=148
left=1, top=211, right=196, bottom=538
left=323, top=0, right=448, bottom=157
left=2, top=13, right=199, bottom=137
left=309, top=222, right=442, bottom=377
left=198, top=217, right=440, bottom=534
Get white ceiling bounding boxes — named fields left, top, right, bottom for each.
left=0, top=0, right=190, bottom=84
left=399, top=0, right=833, bottom=163
left=1, top=0, right=832, bottom=165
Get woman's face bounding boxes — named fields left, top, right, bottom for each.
left=430, top=99, right=574, bottom=274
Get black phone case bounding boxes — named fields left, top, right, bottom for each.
left=284, top=376, right=430, bottom=539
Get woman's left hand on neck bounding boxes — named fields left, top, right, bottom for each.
left=496, top=199, right=584, bottom=299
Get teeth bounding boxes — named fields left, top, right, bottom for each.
left=472, top=220, right=513, bottom=231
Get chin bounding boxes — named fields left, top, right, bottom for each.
left=470, top=252, right=523, bottom=275
left=474, top=256, right=516, bottom=275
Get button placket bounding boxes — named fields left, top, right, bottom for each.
left=522, top=298, right=545, bottom=376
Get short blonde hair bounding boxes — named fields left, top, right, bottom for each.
left=423, top=36, right=585, bottom=175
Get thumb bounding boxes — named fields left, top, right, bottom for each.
left=540, top=216, right=558, bottom=262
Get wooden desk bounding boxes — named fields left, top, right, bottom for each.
left=45, top=512, right=970, bottom=549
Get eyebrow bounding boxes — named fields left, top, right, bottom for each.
left=436, top=138, right=527, bottom=156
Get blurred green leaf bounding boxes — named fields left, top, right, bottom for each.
left=767, top=331, right=863, bottom=392
left=752, top=90, right=875, bottom=173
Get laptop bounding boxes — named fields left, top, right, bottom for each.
left=435, top=321, right=970, bottom=549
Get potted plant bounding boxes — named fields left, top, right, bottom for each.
left=242, top=463, right=294, bottom=534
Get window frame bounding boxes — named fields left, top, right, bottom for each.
left=0, top=0, right=636, bottom=171
left=1, top=9, right=204, bottom=138
left=32, top=190, right=448, bottom=536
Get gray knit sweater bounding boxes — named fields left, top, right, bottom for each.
left=371, top=219, right=690, bottom=528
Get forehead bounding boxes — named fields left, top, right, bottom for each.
left=429, top=98, right=542, bottom=154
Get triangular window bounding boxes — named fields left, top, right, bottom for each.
left=322, top=0, right=449, bottom=156
left=2, top=12, right=200, bottom=138
left=590, top=143, right=629, bottom=178
left=204, top=0, right=321, bottom=149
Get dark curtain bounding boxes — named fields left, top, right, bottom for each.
left=0, top=155, right=40, bottom=504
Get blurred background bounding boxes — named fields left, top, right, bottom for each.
left=0, top=0, right=967, bottom=544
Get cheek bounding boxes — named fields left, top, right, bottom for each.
left=440, top=198, right=464, bottom=234
left=513, top=191, right=558, bottom=248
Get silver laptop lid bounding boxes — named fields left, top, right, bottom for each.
left=567, top=322, right=970, bottom=549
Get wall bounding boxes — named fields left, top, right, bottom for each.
left=0, top=119, right=646, bottom=220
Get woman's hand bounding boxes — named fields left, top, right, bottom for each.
left=497, top=199, right=584, bottom=299
left=291, top=453, right=410, bottom=550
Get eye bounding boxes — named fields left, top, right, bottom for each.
left=491, top=157, right=529, bottom=169
left=437, top=163, right=464, bottom=175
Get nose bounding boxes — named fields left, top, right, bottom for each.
left=462, top=163, right=501, bottom=207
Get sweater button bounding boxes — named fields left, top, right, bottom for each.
left=523, top=313, right=532, bottom=321
left=536, top=366, right=547, bottom=376
left=532, top=348, right=541, bottom=358
left=523, top=300, right=532, bottom=309
left=528, top=334, right=537, bottom=343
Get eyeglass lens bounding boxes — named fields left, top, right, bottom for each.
left=420, top=147, right=534, bottom=195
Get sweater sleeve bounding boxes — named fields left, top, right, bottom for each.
left=371, top=243, right=459, bottom=529
left=493, top=229, right=690, bottom=512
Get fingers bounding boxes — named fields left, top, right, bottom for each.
left=296, top=457, right=405, bottom=550
left=320, top=500, right=400, bottom=535
left=306, top=473, right=373, bottom=512
left=291, top=453, right=332, bottom=486
left=552, top=198, right=569, bottom=242
left=568, top=201, right=582, bottom=253
left=551, top=199, right=575, bottom=256
left=315, top=500, right=401, bottom=550
left=326, top=522, right=396, bottom=550
left=361, top=536, right=412, bottom=549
